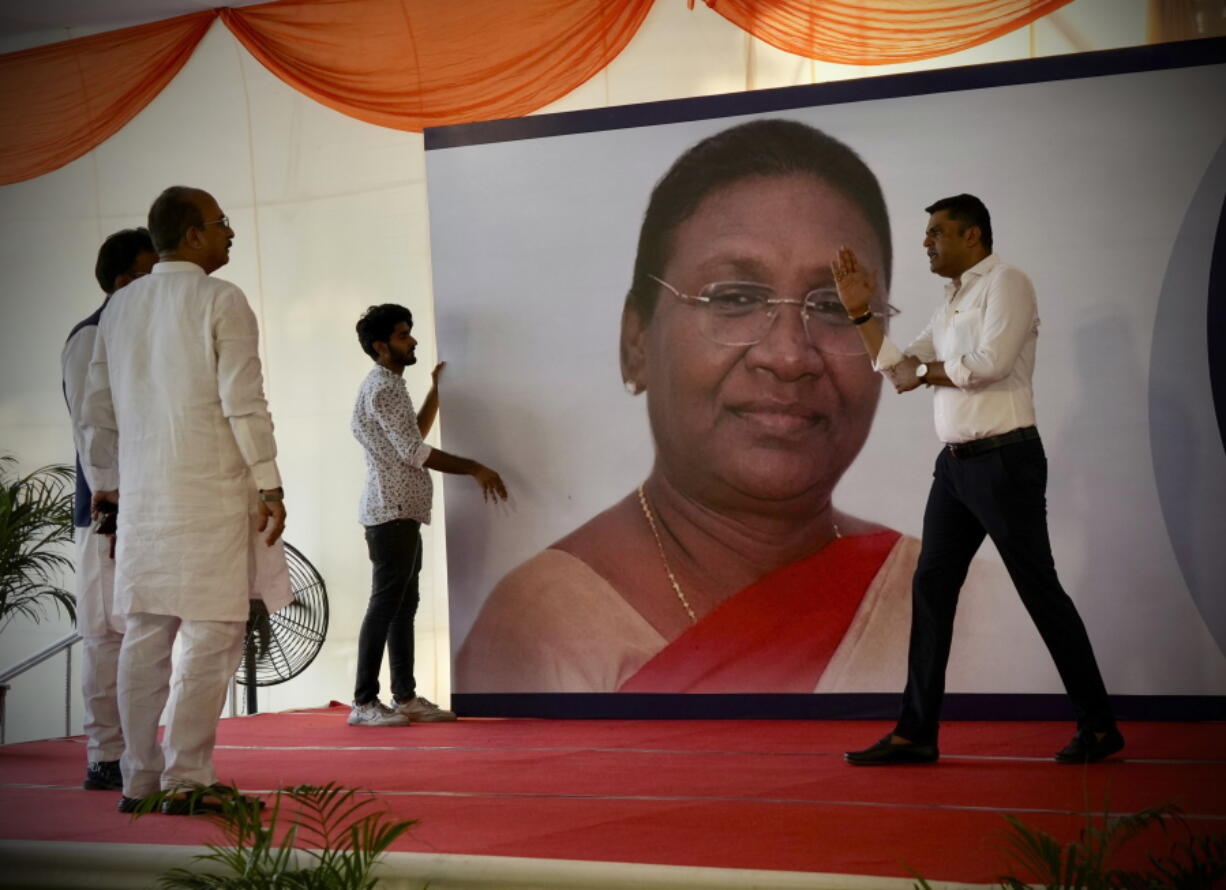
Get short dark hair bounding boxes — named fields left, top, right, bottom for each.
left=94, top=227, right=154, bottom=293
left=924, top=193, right=993, bottom=253
left=356, top=304, right=413, bottom=360
left=147, top=186, right=205, bottom=254
left=628, top=118, right=892, bottom=323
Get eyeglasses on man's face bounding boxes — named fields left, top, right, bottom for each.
left=648, top=274, right=898, bottom=356
left=202, top=215, right=230, bottom=229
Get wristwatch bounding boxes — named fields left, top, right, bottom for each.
left=915, top=362, right=929, bottom=384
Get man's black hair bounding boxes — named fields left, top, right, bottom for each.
left=94, top=227, right=154, bottom=293
left=925, top=193, right=993, bottom=253
left=356, top=303, right=414, bottom=360
left=147, top=186, right=205, bottom=254
left=628, top=118, right=892, bottom=324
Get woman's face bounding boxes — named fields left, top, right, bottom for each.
left=624, top=173, right=886, bottom=510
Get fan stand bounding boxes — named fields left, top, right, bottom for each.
left=227, top=638, right=268, bottom=715
left=229, top=541, right=329, bottom=718
left=243, top=643, right=259, bottom=714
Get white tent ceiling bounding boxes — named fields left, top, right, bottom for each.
left=0, top=0, right=265, bottom=48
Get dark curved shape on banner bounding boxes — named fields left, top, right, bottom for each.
left=1210, top=178, right=1226, bottom=454
left=1149, top=136, right=1226, bottom=659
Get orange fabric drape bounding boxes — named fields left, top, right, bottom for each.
left=0, top=0, right=1081, bottom=186
left=704, top=0, right=1075, bottom=65
left=0, top=0, right=651, bottom=185
left=222, top=0, right=654, bottom=132
left=0, top=11, right=215, bottom=186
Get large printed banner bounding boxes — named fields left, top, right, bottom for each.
left=427, top=41, right=1226, bottom=717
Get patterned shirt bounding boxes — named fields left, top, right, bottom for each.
left=352, top=364, right=434, bottom=526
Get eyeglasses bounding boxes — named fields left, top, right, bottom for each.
left=203, top=215, right=230, bottom=229
left=648, top=274, right=898, bottom=356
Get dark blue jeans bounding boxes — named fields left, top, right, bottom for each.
left=896, top=436, right=1115, bottom=744
left=354, top=519, right=422, bottom=705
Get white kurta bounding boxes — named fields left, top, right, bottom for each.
left=81, top=261, right=289, bottom=622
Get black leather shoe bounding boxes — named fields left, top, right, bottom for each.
left=85, top=760, right=123, bottom=791
left=1054, top=728, right=1125, bottom=763
left=117, top=795, right=147, bottom=814
left=161, top=783, right=266, bottom=816
left=845, top=734, right=939, bottom=765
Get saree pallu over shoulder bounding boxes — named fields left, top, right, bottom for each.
left=619, top=530, right=903, bottom=693
left=457, top=530, right=914, bottom=694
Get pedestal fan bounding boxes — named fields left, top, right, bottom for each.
left=235, top=541, right=329, bottom=714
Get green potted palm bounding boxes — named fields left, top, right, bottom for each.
left=0, top=454, right=77, bottom=731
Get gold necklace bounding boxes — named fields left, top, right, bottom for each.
left=636, top=483, right=843, bottom=625
left=637, top=484, right=697, bottom=623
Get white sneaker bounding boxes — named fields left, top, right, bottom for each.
left=392, top=695, right=456, bottom=722
left=347, top=700, right=411, bottom=727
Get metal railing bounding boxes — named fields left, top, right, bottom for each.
left=0, top=633, right=250, bottom=744
left=0, top=632, right=81, bottom=744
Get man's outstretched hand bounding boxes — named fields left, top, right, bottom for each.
left=472, top=464, right=508, bottom=503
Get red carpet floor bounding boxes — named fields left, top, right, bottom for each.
left=1, top=705, right=1223, bottom=884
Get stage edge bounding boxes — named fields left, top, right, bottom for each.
left=0, top=839, right=991, bottom=890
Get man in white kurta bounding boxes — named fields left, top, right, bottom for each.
left=61, top=228, right=157, bottom=791
left=81, top=186, right=289, bottom=811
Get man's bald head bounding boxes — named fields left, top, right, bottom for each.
left=148, top=186, right=233, bottom=273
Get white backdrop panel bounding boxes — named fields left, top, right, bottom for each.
left=429, top=57, right=1226, bottom=696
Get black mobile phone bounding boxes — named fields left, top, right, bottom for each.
left=94, top=500, right=118, bottom=535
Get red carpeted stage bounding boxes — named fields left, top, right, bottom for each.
left=1, top=704, right=1223, bottom=888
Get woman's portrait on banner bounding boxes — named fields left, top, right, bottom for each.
left=455, top=119, right=1005, bottom=693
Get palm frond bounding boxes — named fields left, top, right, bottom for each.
left=993, top=802, right=1226, bottom=890
left=136, top=782, right=416, bottom=889
left=0, top=455, right=76, bottom=631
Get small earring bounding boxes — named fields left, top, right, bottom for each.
left=624, top=380, right=639, bottom=395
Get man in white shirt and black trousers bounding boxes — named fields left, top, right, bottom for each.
left=832, top=193, right=1122, bottom=765
left=349, top=303, right=507, bottom=727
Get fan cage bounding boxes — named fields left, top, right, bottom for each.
left=236, top=541, right=329, bottom=687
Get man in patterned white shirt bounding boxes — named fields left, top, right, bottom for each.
left=350, top=303, right=507, bottom=727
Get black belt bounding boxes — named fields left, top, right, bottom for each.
left=947, top=426, right=1039, bottom=458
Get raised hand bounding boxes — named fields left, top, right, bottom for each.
left=832, top=246, right=877, bottom=317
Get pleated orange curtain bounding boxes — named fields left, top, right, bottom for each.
left=221, top=0, right=654, bottom=131
left=0, top=11, right=215, bottom=186
left=0, top=0, right=652, bottom=186
left=0, top=0, right=1078, bottom=186
left=702, top=0, right=1075, bottom=64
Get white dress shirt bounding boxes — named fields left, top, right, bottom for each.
left=80, top=261, right=286, bottom=621
left=876, top=254, right=1038, bottom=444
left=351, top=364, right=434, bottom=526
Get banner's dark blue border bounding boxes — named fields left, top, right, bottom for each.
left=453, top=694, right=1225, bottom=721
left=425, top=37, right=1226, bottom=152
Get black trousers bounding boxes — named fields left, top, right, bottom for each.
left=895, top=435, right=1115, bottom=744
left=354, top=518, right=422, bottom=705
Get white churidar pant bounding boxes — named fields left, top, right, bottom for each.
left=118, top=613, right=245, bottom=797
left=74, top=526, right=124, bottom=762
